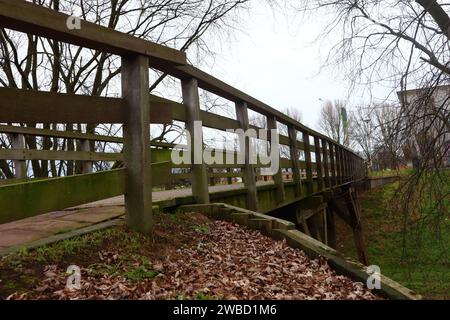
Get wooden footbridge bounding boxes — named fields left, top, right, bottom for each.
left=0, top=1, right=368, bottom=264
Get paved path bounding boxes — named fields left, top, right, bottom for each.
left=0, top=182, right=273, bottom=251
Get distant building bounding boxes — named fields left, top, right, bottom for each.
left=397, top=85, right=450, bottom=168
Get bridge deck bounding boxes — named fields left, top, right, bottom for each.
left=0, top=182, right=273, bottom=251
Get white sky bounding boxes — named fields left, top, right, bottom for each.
left=194, top=3, right=397, bottom=132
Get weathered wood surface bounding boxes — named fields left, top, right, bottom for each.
left=0, top=88, right=173, bottom=124
left=0, top=0, right=186, bottom=67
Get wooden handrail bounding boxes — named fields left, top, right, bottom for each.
left=0, top=0, right=186, bottom=68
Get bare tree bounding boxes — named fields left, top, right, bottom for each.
left=0, top=0, right=250, bottom=179
left=318, top=99, right=351, bottom=146
left=291, top=0, right=450, bottom=257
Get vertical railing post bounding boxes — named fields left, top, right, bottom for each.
left=182, top=78, right=210, bottom=204
left=345, top=151, right=350, bottom=181
left=122, top=55, right=152, bottom=233
left=302, top=131, right=313, bottom=195
left=322, top=138, right=330, bottom=189
left=11, top=133, right=26, bottom=179
left=288, top=125, right=302, bottom=197
left=80, top=139, right=93, bottom=174
left=313, top=136, right=324, bottom=191
left=235, top=101, right=258, bottom=210
left=335, top=145, right=342, bottom=184
left=267, top=115, right=285, bottom=204
left=329, top=141, right=337, bottom=186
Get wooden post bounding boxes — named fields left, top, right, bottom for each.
left=302, top=131, right=313, bottom=195
left=227, top=168, right=233, bottom=184
left=209, top=167, right=216, bottom=186
left=313, top=136, right=324, bottom=191
left=235, top=101, right=258, bottom=211
left=267, top=115, right=285, bottom=204
left=335, top=146, right=343, bottom=184
left=182, top=78, right=210, bottom=204
left=329, top=142, right=337, bottom=186
left=342, top=150, right=348, bottom=182
left=346, top=188, right=369, bottom=265
left=11, top=133, right=26, bottom=179
left=122, top=54, right=152, bottom=233
left=322, top=138, right=330, bottom=189
left=80, top=139, right=93, bottom=174
left=288, top=125, right=302, bottom=197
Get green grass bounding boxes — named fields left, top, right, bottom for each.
left=345, top=179, right=450, bottom=299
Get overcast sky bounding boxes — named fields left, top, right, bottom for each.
left=196, top=3, right=397, bottom=132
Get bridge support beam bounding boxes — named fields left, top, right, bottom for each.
left=182, top=78, right=210, bottom=204
left=122, top=55, right=152, bottom=233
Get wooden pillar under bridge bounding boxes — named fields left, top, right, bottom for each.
left=182, top=78, right=210, bottom=204
left=326, top=188, right=369, bottom=265
left=235, top=101, right=258, bottom=211
left=325, top=205, right=337, bottom=249
left=122, top=54, right=152, bottom=233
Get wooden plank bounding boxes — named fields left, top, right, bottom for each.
left=236, top=101, right=258, bottom=211
left=0, top=0, right=185, bottom=68
left=122, top=55, right=152, bottom=233
left=201, top=110, right=240, bottom=131
left=0, top=88, right=174, bottom=124
left=0, top=125, right=123, bottom=143
left=79, top=139, right=93, bottom=174
left=0, top=161, right=171, bottom=224
left=302, top=131, right=313, bottom=194
left=0, top=149, right=122, bottom=161
left=267, top=115, right=285, bottom=204
left=329, top=142, right=337, bottom=186
left=182, top=78, right=209, bottom=204
left=10, top=133, right=26, bottom=179
left=322, top=138, right=330, bottom=188
left=287, top=125, right=302, bottom=197
left=0, top=169, right=125, bottom=224
left=313, top=136, right=324, bottom=191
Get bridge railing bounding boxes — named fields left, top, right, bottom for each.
left=0, top=0, right=365, bottom=231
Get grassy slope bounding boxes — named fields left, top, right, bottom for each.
left=336, top=181, right=450, bottom=299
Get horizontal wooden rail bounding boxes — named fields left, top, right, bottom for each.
left=0, top=88, right=174, bottom=123
left=0, top=161, right=171, bottom=224
left=0, top=0, right=185, bottom=68
left=0, top=149, right=122, bottom=161
left=0, top=125, right=123, bottom=143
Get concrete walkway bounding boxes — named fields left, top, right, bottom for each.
left=0, top=182, right=273, bottom=251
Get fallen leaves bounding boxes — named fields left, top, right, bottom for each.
left=5, top=217, right=381, bottom=300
